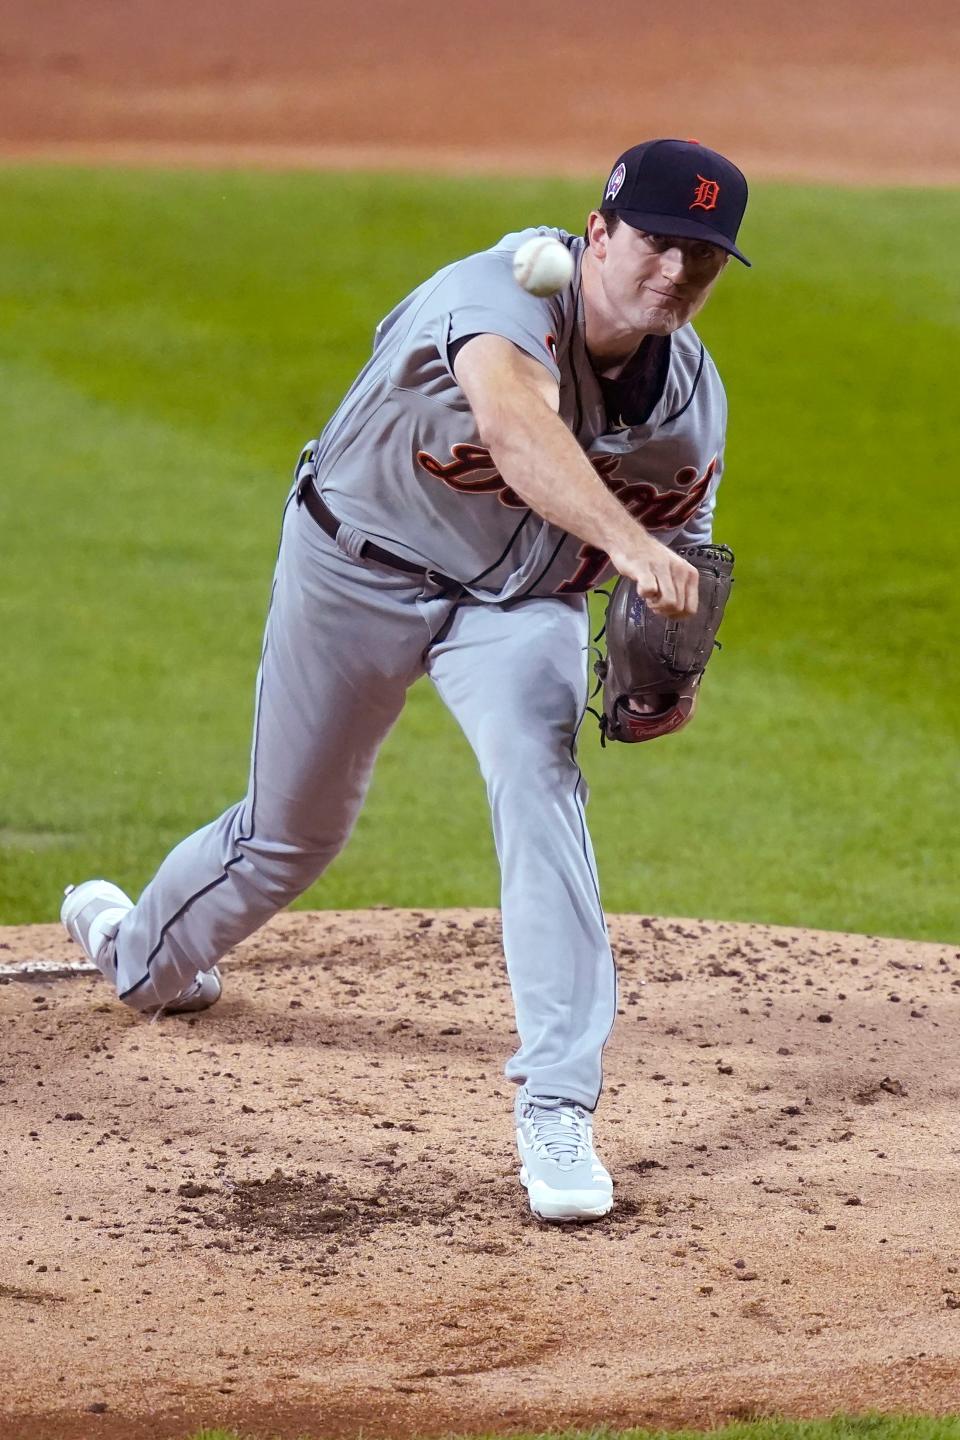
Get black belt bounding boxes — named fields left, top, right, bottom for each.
left=296, top=469, right=458, bottom=589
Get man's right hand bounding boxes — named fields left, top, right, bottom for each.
left=611, top=536, right=700, bottom=619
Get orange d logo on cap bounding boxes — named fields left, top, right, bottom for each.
left=690, top=175, right=720, bottom=212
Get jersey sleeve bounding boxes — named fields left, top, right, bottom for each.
left=438, top=248, right=563, bottom=384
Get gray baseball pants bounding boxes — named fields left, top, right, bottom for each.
left=109, top=490, right=616, bottom=1108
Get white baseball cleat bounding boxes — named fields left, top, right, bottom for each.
left=61, top=880, right=133, bottom=981
left=158, top=966, right=223, bottom=1013
left=61, top=880, right=222, bottom=1015
left=515, top=1087, right=614, bottom=1222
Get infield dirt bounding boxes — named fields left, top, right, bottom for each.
left=3, top=909, right=960, bottom=1438
left=1, top=0, right=959, bottom=184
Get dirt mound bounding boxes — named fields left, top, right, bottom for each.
left=2, top=908, right=960, bottom=1439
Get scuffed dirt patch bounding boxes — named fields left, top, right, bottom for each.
left=223, top=1166, right=655, bottom=1257
left=227, top=1166, right=465, bottom=1250
left=2, top=908, right=960, bottom=1440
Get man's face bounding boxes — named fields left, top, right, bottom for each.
left=587, top=213, right=729, bottom=337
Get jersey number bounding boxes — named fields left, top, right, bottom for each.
left=555, top=457, right=717, bottom=592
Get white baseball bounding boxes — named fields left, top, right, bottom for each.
left=512, top=236, right=574, bottom=297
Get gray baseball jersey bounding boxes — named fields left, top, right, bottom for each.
left=315, top=226, right=726, bottom=600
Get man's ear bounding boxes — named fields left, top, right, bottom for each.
left=586, top=211, right=609, bottom=260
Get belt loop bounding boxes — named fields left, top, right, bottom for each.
left=334, top=522, right=369, bottom=562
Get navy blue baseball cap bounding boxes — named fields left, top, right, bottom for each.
left=600, top=139, right=750, bottom=266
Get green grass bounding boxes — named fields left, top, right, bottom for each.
left=187, top=1417, right=960, bottom=1440
left=1, top=166, right=957, bottom=936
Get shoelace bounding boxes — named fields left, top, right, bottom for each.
left=522, top=1097, right=590, bottom=1166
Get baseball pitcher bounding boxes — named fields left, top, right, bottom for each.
left=63, top=139, right=749, bottom=1223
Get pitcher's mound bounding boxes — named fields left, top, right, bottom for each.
left=2, top=908, right=958, bottom=1439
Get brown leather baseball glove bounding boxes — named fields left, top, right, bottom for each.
left=594, top=544, right=735, bottom=743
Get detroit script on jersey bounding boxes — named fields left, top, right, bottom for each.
left=311, top=227, right=728, bottom=602
left=416, top=443, right=718, bottom=593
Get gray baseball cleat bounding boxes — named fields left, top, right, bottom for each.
left=515, top=1087, right=614, bottom=1222
left=61, top=880, right=222, bottom=1015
